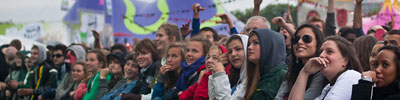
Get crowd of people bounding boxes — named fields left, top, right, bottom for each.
left=1, top=0, right=400, bottom=100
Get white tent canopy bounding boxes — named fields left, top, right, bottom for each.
left=0, top=35, right=46, bottom=51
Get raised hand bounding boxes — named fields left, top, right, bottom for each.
left=272, top=17, right=287, bottom=28
left=215, top=14, right=234, bottom=28
left=254, top=0, right=262, bottom=6
left=252, top=0, right=263, bottom=16
left=180, top=21, right=192, bottom=36
left=192, top=3, right=205, bottom=18
left=356, top=0, right=363, bottom=4
left=215, top=14, right=232, bottom=24
left=92, top=30, right=100, bottom=40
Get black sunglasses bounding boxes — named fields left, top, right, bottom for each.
left=52, top=54, right=64, bottom=58
left=291, top=35, right=313, bottom=44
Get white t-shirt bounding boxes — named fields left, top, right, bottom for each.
left=314, top=70, right=361, bottom=100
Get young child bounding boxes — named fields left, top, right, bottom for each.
left=180, top=45, right=229, bottom=100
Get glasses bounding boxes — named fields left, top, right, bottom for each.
left=384, top=40, right=398, bottom=46
left=291, top=35, right=313, bottom=44
left=52, top=54, right=64, bottom=58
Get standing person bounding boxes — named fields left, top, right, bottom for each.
left=101, top=54, right=140, bottom=100
left=0, top=39, right=21, bottom=82
left=153, top=23, right=182, bottom=99
left=73, top=50, right=106, bottom=100
left=383, top=30, right=400, bottom=47
left=369, top=41, right=384, bottom=69
left=352, top=45, right=400, bottom=100
left=131, top=38, right=161, bottom=99
left=183, top=3, right=239, bottom=41
left=17, top=45, right=57, bottom=100
left=152, top=43, right=186, bottom=100
left=180, top=45, right=228, bottom=100
left=95, top=52, right=126, bottom=100
left=244, top=29, right=287, bottom=100
left=56, top=61, right=87, bottom=100
left=85, top=50, right=107, bottom=74
left=207, top=34, right=249, bottom=100
left=353, top=36, right=378, bottom=71
left=110, top=43, right=128, bottom=54
left=51, top=44, right=68, bottom=84
left=82, top=49, right=109, bottom=100
left=176, top=36, right=211, bottom=92
left=289, top=36, right=363, bottom=100
left=275, top=24, right=326, bottom=100
left=4, top=51, right=29, bottom=100
left=69, top=62, right=88, bottom=100
left=36, top=44, right=68, bottom=100
left=54, top=45, right=86, bottom=100
left=272, top=17, right=297, bottom=65
left=155, top=23, right=182, bottom=64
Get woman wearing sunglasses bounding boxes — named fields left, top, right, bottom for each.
left=275, top=24, right=326, bottom=100
left=289, top=36, right=363, bottom=100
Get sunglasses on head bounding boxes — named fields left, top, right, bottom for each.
left=52, top=54, right=64, bottom=58
left=291, top=35, right=313, bottom=44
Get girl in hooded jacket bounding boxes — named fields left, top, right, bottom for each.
left=5, top=51, right=29, bottom=100
left=208, top=34, right=249, bottom=100
left=244, top=29, right=288, bottom=100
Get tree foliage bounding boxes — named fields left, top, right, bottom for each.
left=231, top=4, right=297, bottom=31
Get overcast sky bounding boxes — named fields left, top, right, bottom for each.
left=1, top=0, right=391, bottom=23
left=0, top=0, right=298, bottom=23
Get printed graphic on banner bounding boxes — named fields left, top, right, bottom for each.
left=79, top=13, right=105, bottom=46
left=5, top=23, right=44, bottom=40
left=111, top=0, right=244, bottom=44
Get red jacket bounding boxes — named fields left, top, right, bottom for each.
left=179, top=70, right=212, bottom=100
left=179, top=45, right=231, bottom=100
left=74, top=83, right=87, bottom=100
left=179, top=65, right=231, bottom=100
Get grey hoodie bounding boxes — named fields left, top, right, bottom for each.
left=253, top=29, right=286, bottom=76
left=67, top=45, right=86, bottom=62
left=208, top=34, right=249, bottom=100
left=36, top=45, right=47, bottom=65
left=54, top=45, right=86, bottom=100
